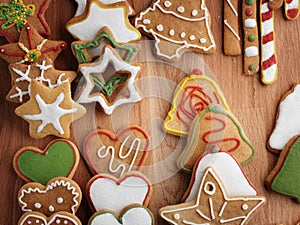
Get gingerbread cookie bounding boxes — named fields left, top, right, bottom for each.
left=18, top=177, right=82, bottom=216
left=183, top=151, right=257, bottom=202
left=77, top=45, right=141, bottom=115
left=0, top=0, right=51, bottom=42
left=223, top=0, right=241, bottom=56
left=268, top=84, right=300, bottom=153
left=243, top=0, right=260, bottom=75
left=71, top=27, right=138, bottom=64
left=135, top=0, right=216, bottom=61
left=179, top=104, right=255, bottom=172
left=88, top=204, right=154, bottom=225
left=18, top=212, right=82, bottom=225
left=84, top=126, right=149, bottom=177
left=15, top=80, right=86, bottom=139
left=283, top=0, right=300, bottom=20
left=164, top=73, right=230, bottom=136
left=87, top=172, right=152, bottom=212
left=268, top=0, right=283, bottom=10
left=266, top=135, right=300, bottom=202
left=0, top=24, right=66, bottom=64
left=7, top=55, right=77, bottom=103
left=13, top=139, right=80, bottom=185
left=160, top=167, right=266, bottom=225
left=67, top=0, right=141, bottom=43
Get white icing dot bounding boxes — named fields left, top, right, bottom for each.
left=34, top=202, right=42, bottom=209
left=26, top=26, right=30, bottom=30
left=143, top=19, right=150, bottom=25
left=180, top=32, right=186, bottom=38
left=28, top=222, right=32, bottom=225
left=56, top=219, right=61, bottom=224
left=174, top=214, right=180, bottom=220
left=177, top=6, right=185, bottom=13
left=36, top=220, right=40, bottom=224
left=164, top=1, right=172, bottom=7
left=49, top=205, right=55, bottom=212
left=192, top=9, right=198, bottom=16
left=189, top=35, right=196, bottom=41
left=156, top=24, right=163, bottom=32
left=57, top=197, right=64, bottom=204
left=1, top=49, right=4, bottom=52
left=64, top=221, right=68, bottom=225
left=200, top=38, right=207, bottom=43
left=169, top=29, right=175, bottom=36
left=204, top=181, right=216, bottom=195
left=242, top=204, right=249, bottom=210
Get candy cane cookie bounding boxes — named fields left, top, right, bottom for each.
left=284, top=0, right=300, bottom=20
left=223, top=0, right=241, bottom=56
left=260, top=0, right=278, bottom=84
left=243, top=0, right=260, bottom=75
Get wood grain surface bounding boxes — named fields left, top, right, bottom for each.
left=1, top=0, right=300, bottom=224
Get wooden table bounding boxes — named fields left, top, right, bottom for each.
left=1, top=0, right=300, bottom=224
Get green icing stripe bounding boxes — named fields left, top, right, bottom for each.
left=179, top=105, right=255, bottom=172
left=271, top=137, right=300, bottom=202
left=73, top=30, right=138, bottom=64
left=92, top=74, right=128, bottom=96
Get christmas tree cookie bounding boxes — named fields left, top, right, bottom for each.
left=266, top=135, right=300, bottom=202
left=135, top=0, right=216, bottom=61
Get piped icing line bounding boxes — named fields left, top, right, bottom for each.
left=284, top=0, right=300, bottom=20
left=37, top=0, right=52, bottom=36
left=224, top=19, right=240, bottom=41
left=260, top=0, right=278, bottom=84
left=19, top=179, right=80, bottom=214
left=19, top=212, right=81, bottom=225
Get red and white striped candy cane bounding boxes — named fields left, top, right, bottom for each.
left=260, top=0, right=278, bottom=84
left=284, top=0, right=300, bottom=20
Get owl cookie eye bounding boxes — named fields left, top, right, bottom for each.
left=57, top=197, right=64, bottom=204
left=34, top=202, right=42, bottom=209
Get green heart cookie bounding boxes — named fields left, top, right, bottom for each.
left=14, top=140, right=79, bottom=185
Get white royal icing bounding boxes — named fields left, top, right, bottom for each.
left=68, top=2, right=140, bottom=43
left=88, top=175, right=150, bottom=212
left=269, top=85, right=300, bottom=150
left=180, top=32, right=186, bottom=38
left=192, top=9, right=198, bottom=16
left=224, top=19, right=240, bottom=41
left=164, top=0, right=171, bottom=7
left=244, top=18, right=257, bottom=28
left=90, top=207, right=153, bottom=225
left=20, top=213, right=79, bottom=225
left=156, top=24, right=163, bottom=31
left=245, top=46, right=259, bottom=57
left=169, top=29, right=175, bottom=36
left=77, top=46, right=141, bottom=115
left=143, top=19, right=150, bottom=24
left=177, top=6, right=185, bottom=13
left=184, top=152, right=257, bottom=202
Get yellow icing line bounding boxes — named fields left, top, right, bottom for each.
left=163, top=75, right=230, bottom=136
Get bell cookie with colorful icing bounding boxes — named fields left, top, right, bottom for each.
left=178, top=104, right=255, bottom=172
left=77, top=45, right=141, bottom=115
left=135, top=0, right=216, bottom=61
left=0, top=23, right=66, bottom=64
left=86, top=172, right=152, bottom=213
left=266, top=135, right=300, bottom=202
left=182, top=151, right=257, bottom=203
left=66, top=0, right=141, bottom=44
left=71, top=27, right=138, bottom=64
left=84, top=126, right=149, bottom=178
left=223, top=0, right=241, bottom=56
left=7, top=55, right=77, bottom=103
left=268, top=84, right=300, bottom=153
left=88, top=204, right=154, bottom=225
left=0, top=0, right=51, bottom=42
left=13, top=139, right=80, bottom=185
left=159, top=167, right=266, bottom=225
left=18, top=211, right=82, bottom=225
left=164, top=73, right=230, bottom=136
left=15, top=80, right=86, bottom=139
left=18, top=177, right=82, bottom=216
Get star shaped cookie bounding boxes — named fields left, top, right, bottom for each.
left=7, top=55, right=77, bottom=103
left=159, top=167, right=265, bottom=225
left=15, top=80, right=86, bottom=139
left=77, top=45, right=141, bottom=115
left=0, top=0, right=52, bottom=42
left=67, top=0, right=141, bottom=43
left=0, top=24, right=66, bottom=64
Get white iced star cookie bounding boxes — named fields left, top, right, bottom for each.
left=77, top=45, right=142, bottom=115
left=15, top=80, right=86, bottom=139
left=67, top=0, right=140, bottom=43
left=74, top=0, right=135, bottom=16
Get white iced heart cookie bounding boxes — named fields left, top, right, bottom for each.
left=88, top=205, right=154, bottom=225
left=87, top=172, right=152, bottom=212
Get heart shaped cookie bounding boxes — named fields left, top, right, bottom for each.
left=88, top=204, right=154, bottom=225
left=18, top=177, right=82, bottom=217
left=13, top=139, right=80, bottom=185
left=18, top=211, right=81, bottom=225
left=84, top=126, right=150, bottom=178
left=87, top=172, right=152, bottom=213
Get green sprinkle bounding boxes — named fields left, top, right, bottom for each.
left=246, top=0, right=254, bottom=5
left=249, top=64, right=256, bottom=71
left=248, top=35, right=255, bottom=42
